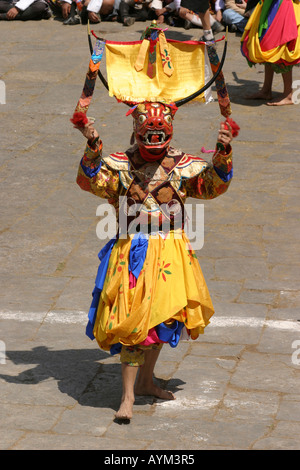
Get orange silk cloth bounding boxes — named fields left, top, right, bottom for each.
left=105, top=38, right=206, bottom=103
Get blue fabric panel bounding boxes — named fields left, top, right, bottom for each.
left=108, top=234, right=149, bottom=353
left=156, top=321, right=185, bottom=348
left=214, top=165, right=233, bottom=182
left=129, top=233, right=149, bottom=278
left=86, top=286, right=101, bottom=340
left=80, top=158, right=102, bottom=178
left=86, top=233, right=184, bottom=351
left=260, top=0, right=282, bottom=40
left=110, top=343, right=122, bottom=355
left=95, top=238, right=117, bottom=290
left=85, top=238, right=117, bottom=340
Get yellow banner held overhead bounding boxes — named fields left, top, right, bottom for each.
left=105, top=38, right=206, bottom=104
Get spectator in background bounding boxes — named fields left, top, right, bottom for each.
left=61, top=0, right=115, bottom=24
left=46, top=0, right=81, bottom=24
left=179, top=0, right=224, bottom=39
left=150, top=0, right=179, bottom=25
left=0, top=0, right=52, bottom=19
left=80, top=0, right=116, bottom=23
left=241, top=0, right=299, bottom=106
left=210, top=0, right=224, bottom=22
left=117, top=0, right=152, bottom=26
left=61, top=0, right=80, bottom=23
left=222, top=0, right=248, bottom=33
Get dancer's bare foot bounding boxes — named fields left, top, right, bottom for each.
left=245, top=90, right=273, bottom=100
left=115, top=395, right=134, bottom=420
left=267, top=94, right=293, bottom=106
left=135, top=382, right=175, bottom=400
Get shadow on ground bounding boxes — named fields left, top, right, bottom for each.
left=1, top=347, right=185, bottom=413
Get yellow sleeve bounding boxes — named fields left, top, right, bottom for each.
left=183, top=145, right=233, bottom=200
left=76, top=142, right=120, bottom=200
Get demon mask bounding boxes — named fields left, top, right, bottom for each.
left=132, top=102, right=177, bottom=153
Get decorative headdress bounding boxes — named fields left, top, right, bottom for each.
left=71, top=21, right=238, bottom=142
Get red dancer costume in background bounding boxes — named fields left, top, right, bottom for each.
left=241, top=0, right=300, bottom=105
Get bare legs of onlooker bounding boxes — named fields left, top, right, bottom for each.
left=246, top=64, right=294, bottom=106
left=178, top=6, right=224, bottom=36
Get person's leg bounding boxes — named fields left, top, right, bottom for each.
left=115, top=345, right=144, bottom=420
left=178, top=6, right=201, bottom=29
left=116, top=343, right=175, bottom=420
left=115, top=362, right=139, bottom=420
left=267, top=69, right=293, bottom=106
left=118, top=0, right=135, bottom=24
left=135, top=345, right=175, bottom=400
left=222, top=8, right=247, bottom=32
left=63, top=1, right=80, bottom=24
left=0, top=0, right=14, bottom=14
left=14, top=1, right=50, bottom=20
left=178, top=7, right=223, bottom=33
left=100, top=0, right=114, bottom=15
left=246, top=63, right=274, bottom=100
left=0, top=0, right=50, bottom=19
left=199, top=3, right=224, bottom=40
left=198, top=7, right=210, bottom=29
left=112, top=0, right=120, bottom=16
left=222, top=8, right=241, bottom=25
left=135, top=5, right=149, bottom=21
left=210, top=13, right=224, bottom=33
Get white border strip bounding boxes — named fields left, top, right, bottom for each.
left=0, top=311, right=299, bottom=331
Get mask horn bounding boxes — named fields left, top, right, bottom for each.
left=174, top=36, right=228, bottom=108
left=88, top=26, right=133, bottom=107
left=88, top=23, right=109, bottom=91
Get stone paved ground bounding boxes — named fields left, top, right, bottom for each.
left=0, top=17, right=300, bottom=451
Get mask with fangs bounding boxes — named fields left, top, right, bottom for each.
left=132, top=102, right=177, bottom=156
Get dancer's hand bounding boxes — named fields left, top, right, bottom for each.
left=74, top=118, right=99, bottom=146
left=217, top=122, right=232, bottom=147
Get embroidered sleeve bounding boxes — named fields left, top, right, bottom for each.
left=184, top=145, right=233, bottom=199
left=76, top=142, right=120, bottom=200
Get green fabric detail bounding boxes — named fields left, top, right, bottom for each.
left=258, top=0, right=283, bottom=38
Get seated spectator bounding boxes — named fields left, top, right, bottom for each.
left=0, top=0, right=52, bottom=19
left=118, top=0, right=152, bottom=26
left=150, top=0, right=180, bottom=25
left=46, top=0, right=81, bottom=24
left=179, top=5, right=224, bottom=34
left=80, top=0, right=116, bottom=24
left=209, top=0, right=224, bottom=23
left=222, top=0, right=248, bottom=33
left=59, top=0, right=115, bottom=24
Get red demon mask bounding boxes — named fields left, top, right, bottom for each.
left=132, top=102, right=177, bottom=154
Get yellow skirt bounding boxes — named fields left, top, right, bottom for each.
left=93, top=231, right=214, bottom=351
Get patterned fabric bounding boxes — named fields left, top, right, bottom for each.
left=77, top=143, right=233, bottom=352
left=159, top=34, right=174, bottom=78
left=105, top=39, right=206, bottom=103
left=120, top=343, right=163, bottom=366
left=241, top=0, right=300, bottom=70
left=77, top=144, right=232, bottom=220
left=74, top=39, right=105, bottom=115
left=207, top=44, right=232, bottom=117
left=92, top=231, right=214, bottom=350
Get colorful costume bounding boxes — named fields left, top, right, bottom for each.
left=74, top=24, right=235, bottom=366
left=241, top=0, right=300, bottom=73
